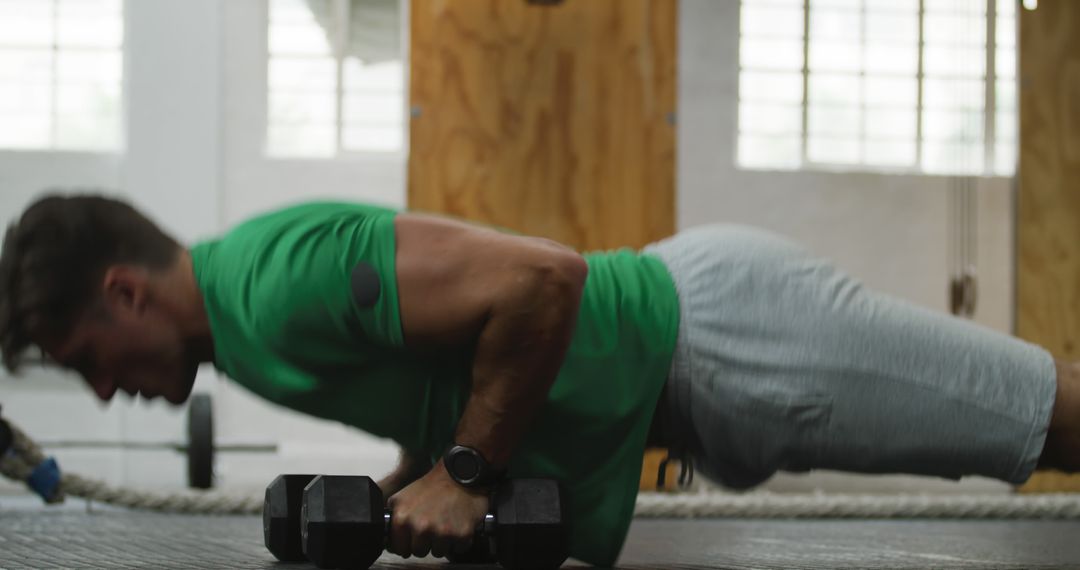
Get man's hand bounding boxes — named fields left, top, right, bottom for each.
left=386, top=460, right=490, bottom=560
left=377, top=448, right=429, bottom=497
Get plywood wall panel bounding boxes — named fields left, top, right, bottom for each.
left=408, top=0, right=677, bottom=251
left=1017, top=0, right=1080, bottom=357
left=1017, top=0, right=1080, bottom=493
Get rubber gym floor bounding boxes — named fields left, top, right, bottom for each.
left=3, top=497, right=1080, bottom=569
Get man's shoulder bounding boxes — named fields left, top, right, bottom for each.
left=229, top=200, right=399, bottom=238
left=195, top=200, right=403, bottom=345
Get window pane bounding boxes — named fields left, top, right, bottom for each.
left=808, top=136, right=860, bottom=164
left=738, top=0, right=1005, bottom=176
left=995, top=110, right=1017, bottom=140
left=269, top=57, right=337, bottom=90
left=996, top=79, right=1016, bottom=112
left=740, top=71, right=804, bottom=104
left=743, top=0, right=802, bottom=6
left=342, top=125, right=403, bottom=152
left=865, top=0, right=919, bottom=12
left=0, top=50, right=53, bottom=82
left=865, top=109, right=917, bottom=138
left=0, top=114, right=50, bottom=148
left=923, top=141, right=985, bottom=174
left=994, top=140, right=1016, bottom=175
left=923, top=45, right=987, bottom=77
left=267, top=124, right=336, bottom=157
left=922, top=109, right=984, bottom=141
left=865, top=140, right=916, bottom=167
left=57, top=17, right=123, bottom=48
left=740, top=103, right=803, bottom=135
left=268, top=0, right=405, bottom=158
left=0, top=0, right=122, bottom=151
left=56, top=111, right=119, bottom=150
left=0, top=13, right=53, bottom=47
left=743, top=5, right=803, bottom=38
left=269, top=91, right=336, bottom=124
left=342, top=58, right=404, bottom=152
left=996, top=46, right=1016, bottom=79
left=56, top=52, right=122, bottom=84
left=996, top=15, right=1016, bottom=47
left=923, top=78, right=984, bottom=110
left=865, top=12, right=919, bottom=43
left=808, top=105, right=861, bottom=137
left=741, top=38, right=804, bottom=70
left=809, top=41, right=861, bottom=72
left=809, top=9, right=861, bottom=42
left=864, top=44, right=919, bottom=74
left=864, top=76, right=918, bottom=106
left=57, top=82, right=120, bottom=115
left=342, top=58, right=402, bottom=92
left=271, top=0, right=325, bottom=23
left=809, top=73, right=859, bottom=106
left=0, top=80, right=50, bottom=113
left=0, top=0, right=51, bottom=19
left=57, top=0, right=122, bottom=15
left=738, top=134, right=802, bottom=169
left=270, top=22, right=334, bottom=55
left=342, top=94, right=403, bottom=124
left=924, top=0, right=986, bottom=14
left=812, top=0, right=860, bottom=8
left=923, top=13, right=986, bottom=46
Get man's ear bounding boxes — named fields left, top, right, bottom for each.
left=102, top=266, right=149, bottom=315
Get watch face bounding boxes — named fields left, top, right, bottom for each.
left=450, top=449, right=481, bottom=482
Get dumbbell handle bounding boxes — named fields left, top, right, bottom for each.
left=383, top=512, right=496, bottom=536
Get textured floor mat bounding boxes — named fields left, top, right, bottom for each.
left=2, top=498, right=1080, bottom=568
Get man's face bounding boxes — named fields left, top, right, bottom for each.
left=49, top=314, right=198, bottom=405
left=42, top=269, right=199, bottom=405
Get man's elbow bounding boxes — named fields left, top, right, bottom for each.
left=556, top=251, right=589, bottom=291
left=520, top=250, right=589, bottom=310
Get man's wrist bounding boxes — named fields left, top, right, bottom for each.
left=443, top=444, right=506, bottom=489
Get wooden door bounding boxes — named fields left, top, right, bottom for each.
left=408, top=0, right=677, bottom=252
left=1016, top=0, right=1080, bottom=493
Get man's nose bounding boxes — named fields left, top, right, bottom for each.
left=90, top=375, right=118, bottom=402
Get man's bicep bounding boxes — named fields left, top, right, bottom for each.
left=393, top=213, right=582, bottom=350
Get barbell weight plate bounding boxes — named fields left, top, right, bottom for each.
left=187, top=393, right=214, bottom=489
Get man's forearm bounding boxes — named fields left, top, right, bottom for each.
left=452, top=255, right=588, bottom=469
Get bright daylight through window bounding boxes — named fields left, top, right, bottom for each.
left=267, top=0, right=405, bottom=158
left=738, top=0, right=1016, bottom=176
left=0, top=0, right=124, bottom=152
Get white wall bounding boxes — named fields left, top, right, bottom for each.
left=679, top=0, right=1016, bottom=494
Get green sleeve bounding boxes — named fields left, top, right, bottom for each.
left=250, top=203, right=405, bottom=352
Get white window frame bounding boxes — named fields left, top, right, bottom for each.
left=738, top=0, right=1015, bottom=176
left=0, top=0, right=126, bottom=154
left=263, top=0, right=409, bottom=161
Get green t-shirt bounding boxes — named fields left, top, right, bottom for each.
left=190, top=202, right=679, bottom=566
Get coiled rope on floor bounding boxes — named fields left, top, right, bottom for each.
left=7, top=416, right=1080, bottom=519
left=633, top=490, right=1080, bottom=519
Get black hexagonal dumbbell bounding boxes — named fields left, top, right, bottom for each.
left=493, top=478, right=568, bottom=570
left=301, top=475, right=568, bottom=570
left=263, top=474, right=319, bottom=562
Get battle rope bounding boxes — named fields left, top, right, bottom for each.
left=6, top=416, right=1080, bottom=518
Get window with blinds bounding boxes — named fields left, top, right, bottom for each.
left=738, top=0, right=1017, bottom=176
left=0, top=0, right=124, bottom=152
left=267, top=0, right=404, bottom=158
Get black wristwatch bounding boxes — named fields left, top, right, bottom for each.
left=443, top=445, right=505, bottom=488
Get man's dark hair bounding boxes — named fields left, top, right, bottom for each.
left=0, top=193, right=181, bottom=373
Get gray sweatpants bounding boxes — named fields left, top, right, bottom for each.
left=643, top=225, right=1057, bottom=490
